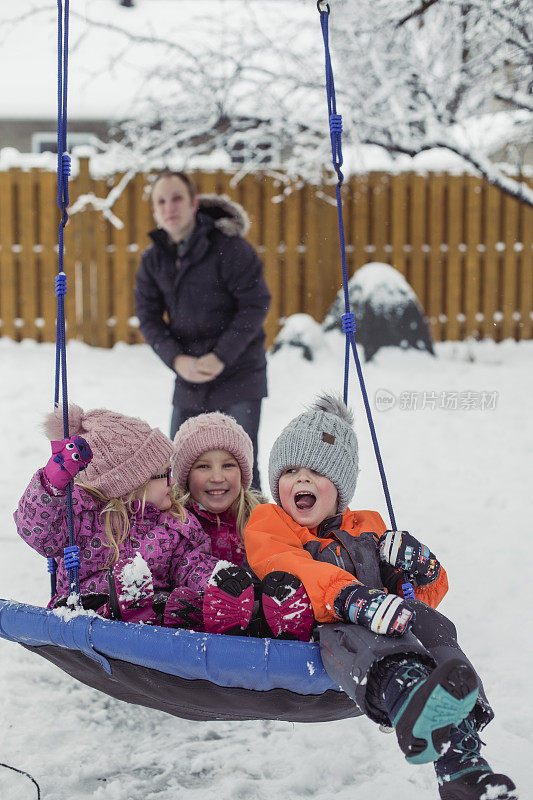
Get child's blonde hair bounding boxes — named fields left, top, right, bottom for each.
left=173, top=485, right=263, bottom=541
left=78, top=480, right=187, bottom=566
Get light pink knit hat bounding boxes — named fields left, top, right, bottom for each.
left=171, top=413, right=253, bottom=491
left=44, top=404, right=173, bottom=499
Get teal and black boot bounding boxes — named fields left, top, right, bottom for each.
left=385, top=658, right=479, bottom=765
left=435, top=716, right=518, bottom=799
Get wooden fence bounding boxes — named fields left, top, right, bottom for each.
left=0, top=158, right=532, bottom=348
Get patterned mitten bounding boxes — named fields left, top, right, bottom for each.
left=379, top=530, right=441, bottom=586
left=44, top=436, right=93, bottom=491
left=335, top=583, right=414, bottom=636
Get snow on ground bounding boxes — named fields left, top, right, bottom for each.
left=0, top=332, right=531, bottom=799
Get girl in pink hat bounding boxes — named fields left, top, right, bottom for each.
left=170, top=412, right=314, bottom=640
left=13, top=404, right=250, bottom=631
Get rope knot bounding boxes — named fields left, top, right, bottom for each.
left=329, top=114, right=342, bottom=133
left=55, top=272, right=67, bottom=297
left=61, top=152, right=71, bottom=177
left=341, top=312, right=356, bottom=334
left=63, top=545, right=81, bottom=571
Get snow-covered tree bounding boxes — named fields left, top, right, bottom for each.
left=330, top=0, right=533, bottom=204
left=3, top=0, right=532, bottom=205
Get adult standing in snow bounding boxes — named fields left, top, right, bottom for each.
left=134, top=171, right=271, bottom=490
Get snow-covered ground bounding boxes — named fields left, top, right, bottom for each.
left=0, top=332, right=531, bottom=799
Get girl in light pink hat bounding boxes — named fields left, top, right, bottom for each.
left=13, top=404, right=248, bottom=632
left=170, top=413, right=314, bottom=641
left=171, top=412, right=262, bottom=563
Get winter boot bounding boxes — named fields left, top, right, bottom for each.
left=261, top=572, right=314, bottom=641
left=107, top=553, right=158, bottom=624
left=163, top=587, right=204, bottom=630
left=435, top=716, right=518, bottom=799
left=383, top=657, right=479, bottom=764
left=203, top=564, right=256, bottom=635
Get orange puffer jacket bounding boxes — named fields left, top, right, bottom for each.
left=245, top=504, right=448, bottom=623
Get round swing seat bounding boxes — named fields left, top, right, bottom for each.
left=0, top=598, right=360, bottom=722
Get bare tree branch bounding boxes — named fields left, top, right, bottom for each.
left=397, top=0, right=441, bottom=27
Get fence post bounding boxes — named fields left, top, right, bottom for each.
left=78, top=156, right=97, bottom=345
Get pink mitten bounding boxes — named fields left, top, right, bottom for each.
left=44, top=436, right=92, bottom=491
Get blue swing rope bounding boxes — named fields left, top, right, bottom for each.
left=317, top=3, right=414, bottom=598
left=46, top=0, right=81, bottom=603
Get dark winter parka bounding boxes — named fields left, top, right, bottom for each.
left=134, top=195, right=271, bottom=409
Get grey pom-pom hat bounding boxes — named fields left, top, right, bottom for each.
left=268, top=394, right=359, bottom=514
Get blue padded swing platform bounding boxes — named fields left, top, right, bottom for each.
left=0, top=599, right=358, bottom=722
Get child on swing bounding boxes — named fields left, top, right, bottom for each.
left=169, top=412, right=314, bottom=639
left=244, top=394, right=517, bottom=800
left=14, top=404, right=257, bottom=630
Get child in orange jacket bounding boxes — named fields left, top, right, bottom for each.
left=244, top=395, right=516, bottom=800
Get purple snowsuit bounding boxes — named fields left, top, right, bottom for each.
left=14, top=469, right=219, bottom=603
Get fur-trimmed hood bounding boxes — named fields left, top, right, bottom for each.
left=197, top=194, right=250, bottom=238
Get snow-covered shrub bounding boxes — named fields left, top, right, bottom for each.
left=323, top=262, right=435, bottom=361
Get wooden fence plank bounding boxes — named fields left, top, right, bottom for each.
left=519, top=184, right=533, bottom=340
left=18, top=170, right=40, bottom=341
left=75, top=157, right=96, bottom=345
left=39, top=171, right=59, bottom=343
left=302, top=184, right=323, bottom=321
left=110, top=174, right=130, bottom=345
left=124, top=177, right=140, bottom=344
left=445, top=174, right=463, bottom=340
left=410, top=173, right=427, bottom=310
left=464, top=176, right=483, bottom=339
left=481, top=182, right=501, bottom=340
left=261, top=175, right=282, bottom=346
left=62, top=167, right=80, bottom=341
left=427, top=174, right=445, bottom=342
left=282, top=185, right=302, bottom=318
left=351, top=175, right=369, bottom=272
left=318, top=188, right=345, bottom=319
left=130, top=172, right=151, bottom=345
left=369, top=172, right=388, bottom=265
left=195, top=171, right=219, bottom=196
left=91, top=178, right=111, bottom=348
left=0, top=170, right=17, bottom=340
left=239, top=173, right=261, bottom=251
left=501, top=191, right=520, bottom=341
left=390, top=173, right=408, bottom=278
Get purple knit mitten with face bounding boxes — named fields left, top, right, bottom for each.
left=44, top=436, right=93, bottom=491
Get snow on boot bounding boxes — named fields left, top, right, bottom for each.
left=163, top=587, right=204, bottom=630
left=203, top=564, right=255, bottom=635
left=386, top=658, right=479, bottom=765
left=436, top=717, right=518, bottom=800
left=261, top=572, right=314, bottom=641
left=107, top=553, right=158, bottom=624
left=439, top=771, right=518, bottom=800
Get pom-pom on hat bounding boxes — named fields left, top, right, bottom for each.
left=268, top=394, right=359, bottom=514
left=44, top=404, right=173, bottom=499
left=171, top=413, right=253, bottom=491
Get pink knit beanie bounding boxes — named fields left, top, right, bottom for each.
left=171, top=413, right=253, bottom=491
left=44, top=404, right=173, bottom=499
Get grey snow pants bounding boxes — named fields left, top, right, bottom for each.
left=318, top=598, right=494, bottom=730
